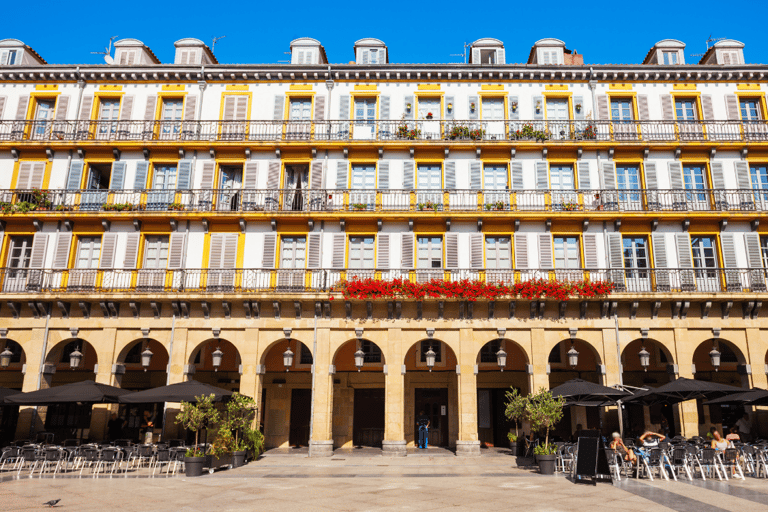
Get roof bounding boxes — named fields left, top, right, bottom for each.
left=354, top=38, right=386, bottom=48
left=113, top=38, right=161, bottom=64
left=470, top=38, right=504, bottom=48
left=0, top=38, right=47, bottom=64
left=697, top=39, right=745, bottom=65
left=643, top=39, right=685, bottom=64
left=289, top=37, right=328, bottom=63
left=173, top=38, right=218, bottom=64
left=527, top=39, right=566, bottom=63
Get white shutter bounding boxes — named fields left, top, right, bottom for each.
left=79, top=95, right=93, bottom=120
left=307, top=233, right=321, bottom=268
left=668, top=162, right=684, bottom=189
left=200, top=162, right=215, bottom=189
left=675, top=233, right=693, bottom=268
left=262, top=233, right=276, bottom=268
left=377, top=234, right=390, bottom=268
left=184, top=95, right=197, bottom=121
left=234, top=96, right=248, bottom=121
left=335, top=161, right=348, bottom=189
left=167, top=233, right=186, bottom=269
left=208, top=234, right=224, bottom=268
left=380, top=96, right=390, bottom=120
left=134, top=161, right=149, bottom=189
left=15, top=96, right=29, bottom=120
left=535, top=161, right=548, bottom=189
left=446, top=233, right=459, bottom=268
left=577, top=161, right=591, bottom=190
left=470, top=161, right=482, bottom=190
left=54, top=95, right=70, bottom=120
left=583, top=234, right=600, bottom=269
left=651, top=233, right=670, bottom=290
left=401, top=233, right=414, bottom=268
left=725, top=95, right=740, bottom=120
left=313, top=96, right=325, bottom=122
left=734, top=161, right=751, bottom=190
left=120, top=95, right=134, bottom=120
left=176, top=160, right=193, bottom=190
left=637, top=95, right=650, bottom=120
left=644, top=162, right=658, bottom=189
left=607, top=233, right=624, bottom=269
left=601, top=161, right=616, bottom=189
left=339, top=95, right=350, bottom=119
left=660, top=95, right=674, bottom=121
left=222, top=234, right=238, bottom=269
left=710, top=162, right=725, bottom=190
left=701, top=95, right=714, bottom=120
left=310, top=161, right=324, bottom=189
left=331, top=234, right=345, bottom=269
left=29, top=162, right=45, bottom=189
left=223, top=96, right=236, bottom=121
left=144, top=96, right=156, bottom=121
left=273, top=95, right=284, bottom=120
left=99, top=233, right=118, bottom=269
left=266, top=162, right=280, bottom=190
left=720, top=233, right=741, bottom=290
left=110, top=161, right=127, bottom=189
left=52, top=232, right=73, bottom=269
left=378, top=161, right=390, bottom=189
left=444, top=161, right=456, bottom=189
left=123, top=233, right=139, bottom=268
left=514, top=234, right=528, bottom=269
left=511, top=161, right=524, bottom=189
left=470, top=233, right=483, bottom=269
left=744, top=233, right=763, bottom=268
left=29, top=233, right=49, bottom=269
left=403, top=161, right=415, bottom=189
left=538, top=234, right=553, bottom=269
left=0, top=96, right=6, bottom=119
left=243, top=162, right=259, bottom=189
left=596, top=95, right=609, bottom=120
left=16, top=162, right=31, bottom=189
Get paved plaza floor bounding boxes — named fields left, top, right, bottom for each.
left=2, top=448, right=767, bottom=512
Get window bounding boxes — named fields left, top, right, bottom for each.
left=419, top=98, right=440, bottom=119
left=351, top=164, right=375, bottom=190
left=76, top=237, right=101, bottom=269
left=161, top=98, right=183, bottom=136
left=611, top=99, right=633, bottom=121
left=485, top=237, right=511, bottom=269
left=33, top=99, right=55, bottom=138
left=622, top=237, right=649, bottom=272
left=691, top=236, right=718, bottom=272
left=662, top=51, right=678, bottom=65
left=616, top=165, right=641, bottom=204
left=554, top=236, right=580, bottom=269
left=417, top=165, right=441, bottom=190
left=484, top=165, right=507, bottom=190
left=546, top=99, right=568, bottom=120
left=7, top=236, right=33, bottom=270
left=152, top=165, right=177, bottom=190
left=361, top=340, right=382, bottom=363
left=750, top=165, right=768, bottom=192
left=550, top=165, right=575, bottom=190
left=143, top=236, right=170, bottom=269
left=479, top=49, right=496, bottom=64
left=97, top=98, right=120, bottom=137
left=354, top=98, right=376, bottom=124
left=740, top=99, right=762, bottom=121
left=482, top=98, right=504, bottom=120
left=348, top=236, right=374, bottom=269
left=541, top=50, right=559, bottom=64
left=417, top=236, right=442, bottom=269
left=420, top=340, right=441, bottom=363
left=760, top=237, right=768, bottom=269
left=289, top=98, right=311, bottom=121
left=368, top=49, right=379, bottom=64
left=280, top=236, right=306, bottom=269
left=0, top=49, right=19, bottom=66
left=683, top=165, right=707, bottom=205
left=675, top=99, right=698, bottom=121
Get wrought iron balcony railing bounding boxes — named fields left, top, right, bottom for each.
left=0, top=267, right=764, bottom=295
left=1, top=119, right=767, bottom=143
left=5, top=187, right=768, bottom=214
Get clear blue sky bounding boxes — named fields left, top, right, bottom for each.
left=6, top=0, right=768, bottom=66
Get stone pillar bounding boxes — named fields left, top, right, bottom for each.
left=309, top=327, right=333, bottom=457
left=15, top=328, right=47, bottom=440
left=674, top=328, right=699, bottom=437
left=163, top=327, right=189, bottom=440
left=456, top=328, right=480, bottom=456
left=89, top=328, right=117, bottom=442
left=745, top=328, right=767, bottom=439
left=529, top=328, right=549, bottom=393
left=383, top=328, right=406, bottom=456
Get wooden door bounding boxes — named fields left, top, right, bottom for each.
left=415, top=388, right=448, bottom=447
left=353, top=388, right=385, bottom=447
left=289, top=388, right=311, bottom=447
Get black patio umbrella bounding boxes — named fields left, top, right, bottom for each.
left=706, top=388, right=768, bottom=406
left=549, top=379, right=629, bottom=406
left=0, top=386, right=19, bottom=404
left=5, top=380, right=133, bottom=405
left=622, top=377, right=743, bottom=407
left=118, top=380, right=234, bottom=404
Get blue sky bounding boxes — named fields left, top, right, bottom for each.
left=6, top=0, right=768, bottom=66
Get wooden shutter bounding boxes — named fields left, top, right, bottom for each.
left=573, top=95, right=584, bottom=120
left=134, top=161, right=149, bottom=189
left=199, top=162, right=215, bottom=189
left=401, top=233, right=414, bottom=268
left=110, top=161, right=127, bottom=189
left=54, top=95, right=70, bottom=119
left=262, top=233, right=276, bottom=268
left=243, top=162, right=259, bottom=189
left=339, top=95, right=350, bottom=119
left=446, top=233, right=459, bottom=268
left=331, top=233, right=345, bottom=268
left=675, top=233, right=693, bottom=268
left=470, top=233, right=483, bottom=269
left=222, top=234, right=238, bottom=269
left=668, top=162, right=684, bottom=189
left=607, top=233, right=624, bottom=269
left=119, top=95, right=134, bottom=120
left=52, top=232, right=73, bottom=269
left=335, top=161, right=348, bottom=189
left=273, top=95, right=284, bottom=120
left=313, top=96, right=325, bottom=122
left=511, top=161, right=523, bottom=189
left=223, top=96, right=236, bottom=121
left=377, top=234, right=390, bottom=268
left=208, top=234, right=224, bottom=268
left=660, top=95, right=674, bottom=121
left=143, top=96, right=157, bottom=120
left=79, top=95, right=93, bottom=120
left=167, top=233, right=186, bottom=269
left=651, top=234, right=668, bottom=268
left=637, top=95, right=650, bottom=120
left=744, top=233, right=763, bottom=268
left=496, top=48, right=505, bottom=64
left=184, top=95, right=197, bottom=120
left=538, top=234, right=553, bottom=269
left=123, top=233, right=139, bottom=268
left=234, top=96, right=247, bottom=121
left=509, top=95, right=519, bottom=120
left=15, top=96, right=29, bottom=120
left=29, top=233, right=49, bottom=269
left=514, top=234, right=528, bottom=268
left=644, top=162, right=658, bottom=189
left=307, top=233, right=321, bottom=268
left=266, top=161, right=280, bottom=189
left=734, top=161, right=751, bottom=189
left=601, top=161, right=616, bottom=189
left=378, top=161, right=389, bottom=189
left=444, top=161, right=456, bottom=189
left=29, top=162, right=45, bottom=189
left=380, top=96, right=390, bottom=120
left=403, top=161, right=415, bottom=189
left=597, top=95, right=609, bottom=120
left=469, top=95, right=479, bottom=120
left=583, top=234, right=600, bottom=269
left=720, top=234, right=738, bottom=268
left=470, top=161, right=482, bottom=190
left=176, top=160, right=193, bottom=190
left=66, top=160, right=84, bottom=190
left=310, top=161, right=324, bottom=189
left=15, top=162, right=31, bottom=188
left=701, top=95, right=714, bottom=120
left=99, top=233, right=118, bottom=269
left=710, top=162, right=726, bottom=190
left=0, top=96, right=6, bottom=119
left=444, top=95, right=454, bottom=120
left=403, top=95, right=413, bottom=120
left=471, top=47, right=480, bottom=64
left=725, top=95, right=740, bottom=120
left=535, top=161, right=548, bottom=189
left=577, top=161, right=591, bottom=189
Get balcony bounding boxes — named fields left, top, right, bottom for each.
left=5, top=188, right=767, bottom=215
left=0, top=267, right=765, bottom=297
left=2, top=119, right=767, bottom=144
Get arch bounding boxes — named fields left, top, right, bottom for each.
left=471, top=38, right=504, bottom=47
left=404, top=338, right=458, bottom=371
left=174, top=38, right=205, bottom=47
left=534, top=38, right=565, bottom=47
left=263, top=338, right=313, bottom=373
left=332, top=339, right=386, bottom=372
left=0, top=339, right=26, bottom=366
left=259, top=336, right=314, bottom=367
left=548, top=338, right=603, bottom=387
left=713, top=39, right=744, bottom=48
left=653, top=39, right=686, bottom=48
left=0, top=39, right=25, bottom=47
left=45, top=338, right=97, bottom=369
left=114, top=38, right=146, bottom=47
left=0, top=339, right=26, bottom=392
left=476, top=338, right=528, bottom=372
left=354, top=38, right=386, bottom=47
left=290, top=37, right=322, bottom=47
left=693, top=338, right=746, bottom=372
left=621, top=338, right=675, bottom=372
left=117, top=338, right=169, bottom=372
left=188, top=338, right=241, bottom=372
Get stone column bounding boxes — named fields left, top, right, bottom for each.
left=14, top=335, right=45, bottom=440
left=163, top=327, right=189, bottom=440
left=529, top=328, right=549, bottom=392
left=744, top=328, right=767, bottom=439
left=456, top=328, right=480, bottom=456
left=309, top=327, right=333, bottom=457
left=383, top=328, right=406, bottom=456
left=90, top=327, right=117, bottom=441
left=674, top=328, right=699, bottom=437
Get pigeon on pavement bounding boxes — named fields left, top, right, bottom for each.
left=43, top=499, right=61, bottom=508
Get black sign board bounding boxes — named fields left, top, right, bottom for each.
left=574, top=436, right=613, bottom=485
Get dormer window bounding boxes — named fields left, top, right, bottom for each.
left=118, top=50, right=137, bottom=65
left=662, top=51, right=678, bottom=65
left=542, top=50, right=560, bottom=64
left=0, top=49, right=19, bottom=66
left=479, top=49, right=496, bottom=64
left=470, top=39, right=505, bottom=65
left=368, top=48, right=379, bottom=64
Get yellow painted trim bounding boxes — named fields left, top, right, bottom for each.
left=289, top=84, right=314, bottom=90
left=481, top=85, right=504, bottom=91
left=737, top=84, right=760, bottom=90
left=201, top=233, right=211, bottom=269
left=673, top=84, right=697, bottom=90
left=98, top=85, right=123, bottom=91
left=153, top=91, right=189, bottom=122
left=354, top=85, right=378, bottom=91
left=218, top=91, right=254, bottom=122
left=418, top=84, right=441, bottom=90
left=226, top=85, right=250, bottom=91
left=91, top=92, right=125, bottom=121
left=25, top=91, right=62, bottom=122
left=735, top=92, right=768, bottom=120
left=162, top=84, right=185, bottom=91
left=545, top=85, right=569, bottom=90
left=609, top=84, right=633, bottom=90
left=34, top=84, right=58, bottom=90
left=345, top=233, right=377, bottom=268
left=350, top=91, right=380, bottom=97
left=11, top=158, right=51, bottom=189
left=541, top=91, right=574, bottom=120
left=235, top=233, right=245, bottom=268
left=81, top=157, right=115, bottom=190
left=413, top=91, right=445, bottom=97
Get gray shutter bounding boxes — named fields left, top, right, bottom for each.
left=444, top=95, right=454, bottom=120
left=378, top=161, right=389, bottom=189
left=597, top=95, right=609, bottom=120
left=134, top=161, right=149, bottom=189
left=55, top=95, right=70, bottom=119
left=311, top=161, right=324, bottom=189
left=380, top=96, right=390, bottom=120
left=446, top=233, right=459, bottom=268
left=471, top=47, right=480, bottom=64
left=401, top=233, right=414, bottom=268
left=15, top=96, right=29, bottom=120
left=511, top=161, right=523, bottom=189
left=52, top=232, right=73, bottom=269
left=110, top=161, right=127, bottom=189
left=184, top=95, right=197, bottom=121
left=243, top=162, right=259, bottom=189
left=744, top=233, right=763, bottom=268
left=29, top=162, right=45, bottom=189
left=710, top=161, right=725, bottom=190
left=177, top=160, right=193, bottom=190
left=725, top=95, right=740, bottom=120
left=79, top=95, right=93, bottom=120
left=496, top=48, right=505, bottom=65
left=675, top=233, right=693, bottom=268
left=734, top=161, right=751, bottom=189
left=538, top=234, right=553, bottom=269
left=266, top=161, right=280, bottom=189
left=668, top=162, right=684, bottom=189
left=222, top=234, right=238, bottom=269
left=583, top=234, right=600, bottom=268
left=29, top=233, right=49, bottom=269
left=307, top=233, right=321, bottom=268
left=335, top=161, right=348, bottom=189
left=99, top=233, right=118, bottom=269
left=123, top=233, right=139, bottom=268
left=313, top=96, right=325, bottom=122
left=377, top=234, right=390, bottom=268
left=273, top=95, right=284, bottom=120
left=143, top=96, right=156, bottom=121
left=573, top=95, right=584, bottom=120
left=199, top=162, right=215, bottom=189
left=469, top=95, right=479, bottom=120
left=721, top=234, right=738, bottom=268
left=535, top=161, right=548, bottom=189
left=701, top=95, right=714, bottom=120
left=339, top=95, right=350, bottom=119
left=262, top=233, right=276, bottom=268
left=167, top=233, right=186, bottom=269
left=469, top=161, right=482, bottom=190
left=651, top=233, right=670, bottom=290
left=514, top=234, right=528, bottom=268
left=509, top=95, right=519, bottom=120
left=470, top=233, right=483, bottom=269
left=235, top=96, right=248, bottom=120
left=533, top=95, right=543, bottom=120
left=607, top=233, right=624, bottom=269
left=66, top=160, right=84, bottom=190
left=444, top=161, right=456, bottom=189
left=0, top=96, right=6, bottom=119
left=120, top=95, right=134, bottom=120
left=15, top=162, right=31, bottom=189
left=577, top=161, right=591, bottom=190
left=660, top=95, right=674, bottom=121
left=403, top=95, right=413, bottom=120
left=644, top=162, right=658, bottom=189
left=223, top=96, right=236, bottom=121
left=601, top=162, right=616, bottom=189
left=403, top=161, right=415, bottom=189
left=637, top=95, right=650, bottom=120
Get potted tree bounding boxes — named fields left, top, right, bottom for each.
left=504, top=387, right=527, bottom=456
left=175, top=394, right=220, bottom=477
left=221, top=393, right=258, bottom=468
left=526, top=388, right=565, bottom=475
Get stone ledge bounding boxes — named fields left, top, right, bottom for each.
left=455, top=440, right=481, bottom=456
left=308, top=440, right=334, bottom=457
left=382, top=440, right=407, bottom=457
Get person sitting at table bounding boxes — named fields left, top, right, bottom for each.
left=711, top=430, right=729, bottom=452
left=725, top=427, right=740, bottom=444
left=639, top=430, right=665, bottom=448
left=610, top=432, right=637, bottom=464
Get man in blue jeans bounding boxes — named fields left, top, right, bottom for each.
left=417, top=410, right=430, bottom=449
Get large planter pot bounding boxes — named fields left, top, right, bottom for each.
left=537, top=454, right=557, bottom=475
left=508, top=440, right=518, bottom=456
left=232, top=450, right=247, bottom=468
left=184, top=456, right=205, bottom=477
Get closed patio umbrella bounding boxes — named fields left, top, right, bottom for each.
left=549, top=379, right=629, bottom=406
left=622, top=377, right=743, bottom=406
left=118, top=380, right=234, bottom=404
left=5, top=380, right=133, bottom=405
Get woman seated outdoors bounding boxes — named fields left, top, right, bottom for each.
left=711, top=430, right=730, bottom=452
left=639, top=431, right=666, bottom=449
left=725, top=427, right=740, bottom=444
left=610, top=432, right=636, bottom=464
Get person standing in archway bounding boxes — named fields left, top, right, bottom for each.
left=417, top=410, right=430, bottom=449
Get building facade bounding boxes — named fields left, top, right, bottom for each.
left=0, top=36, right=766, bottom=455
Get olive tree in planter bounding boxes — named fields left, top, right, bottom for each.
left=175, top=394, right=220, bottom=477
left=220, top=393, right=258, bottom=468
left=504, top=387, right=528, bottom=456
left=526, top=388, right=565, bottom=475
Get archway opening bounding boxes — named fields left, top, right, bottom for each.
left=189, top=338, right=241, bottom=391
left=0, top=339, right=25, bottom=446
left=693, top=338, right=747, bottom=434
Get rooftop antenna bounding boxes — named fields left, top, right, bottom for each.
left=277, top=51, right=291, bottom=64
left=450, top=42, right=470, bottom=64
left=691, top=34, right=726, bottom=58
left=211, top=36, right=226, bottom=54
left=91, top=35, right=119, bottom=64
